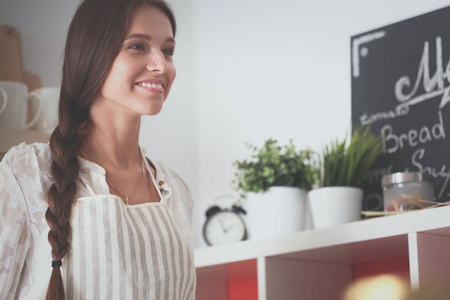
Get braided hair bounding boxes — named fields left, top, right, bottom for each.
left=44, top=0, right=176, bottom=299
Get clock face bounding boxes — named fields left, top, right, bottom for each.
left=203, top=211, right=247, bottom=246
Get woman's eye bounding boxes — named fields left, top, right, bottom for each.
left=129, top=43, right=146, bottom=51
left=163, top=48, right=175, bottom=56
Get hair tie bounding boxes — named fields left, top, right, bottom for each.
left=52, top=259, right=62, bottom=268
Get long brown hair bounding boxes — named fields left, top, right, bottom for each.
left=45, top=0, right=176, bottom=299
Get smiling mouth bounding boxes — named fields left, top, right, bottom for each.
left=137, top=82, right=163, bottom=89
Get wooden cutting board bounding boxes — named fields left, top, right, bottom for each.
left=0, top=25, right=41, bottom=91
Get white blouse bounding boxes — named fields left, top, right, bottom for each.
left=0, top=143, right=196, bottom=300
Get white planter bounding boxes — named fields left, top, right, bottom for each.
left=308, top=186, right=363, bottom=229
left=247, top=186, right=308, bottom=239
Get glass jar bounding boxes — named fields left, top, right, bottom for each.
left=381, top=172, right=434, bottom=213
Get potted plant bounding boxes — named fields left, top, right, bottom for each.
left=309, top=126, right=383, bottom=229
left=233, top=139, right=318, bottom=239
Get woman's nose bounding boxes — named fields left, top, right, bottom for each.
left=146, top=50, right=168, bottom=73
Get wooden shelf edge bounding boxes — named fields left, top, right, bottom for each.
left=0, top=126, right=50, bottom=154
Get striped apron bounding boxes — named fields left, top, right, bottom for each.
left=61, top=160, right=196, bottom=300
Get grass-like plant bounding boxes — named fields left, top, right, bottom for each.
left=233, top=139, right=318, bottom=199
left=320, top=126, right=383, bottom=187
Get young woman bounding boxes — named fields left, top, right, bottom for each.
left=0, top=0, right=196, bottom=299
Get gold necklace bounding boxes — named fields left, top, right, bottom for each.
left=80, top=148, right=147, bottom=205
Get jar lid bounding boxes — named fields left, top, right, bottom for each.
left=381, top=172, right=431, bottom=187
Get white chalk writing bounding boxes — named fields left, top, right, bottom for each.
left=363, top=193, right=383, bottom=211
left=359, top=106, right=409, bottom=126
left=352, top=31, right=386, bottom=78
left=395, top=37, right=450, bottom=110
left=380, top=110, right=445, bottom=154
left=411, top=148, right=450, bottom=198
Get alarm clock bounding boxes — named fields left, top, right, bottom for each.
left=203, top=205, right=247, bottom=246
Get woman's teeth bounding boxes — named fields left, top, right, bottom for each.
left=138, top=82, right=163, bottom=89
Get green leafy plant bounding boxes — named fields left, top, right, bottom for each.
left=320, top=126, right=383, bottom=188
left=233, top=139, right=318, bottom=199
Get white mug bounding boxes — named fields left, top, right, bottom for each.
left=29, top=87, right=60, bottom=134
left=0, top=81, right=42, bottom=130
left=0, top=88, right=7, bottom=115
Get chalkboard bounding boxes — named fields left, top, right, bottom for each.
left=351, top=6, right=450, bottom=211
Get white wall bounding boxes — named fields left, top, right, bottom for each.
left=139, top=0, right=199, bottom=201
left=2, top=0, right=450, bottom=249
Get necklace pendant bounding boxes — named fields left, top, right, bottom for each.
left=125, top=196, right=129, bottom=205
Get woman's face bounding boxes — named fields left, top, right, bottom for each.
left=97, top=5, right=176, bottom=117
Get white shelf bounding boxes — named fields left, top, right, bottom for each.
left=195, top=206, right=450, bottom=267
left=195, top=206, right=450, bottom=300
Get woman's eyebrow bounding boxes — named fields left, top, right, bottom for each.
left=124, top=33, right=176, bottom=44
left=125, top=33, right=151, bottom=41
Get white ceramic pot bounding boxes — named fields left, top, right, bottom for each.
left=247, top=186, right=308, bottom=239
left=308, top=186, right=363, bottom=229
